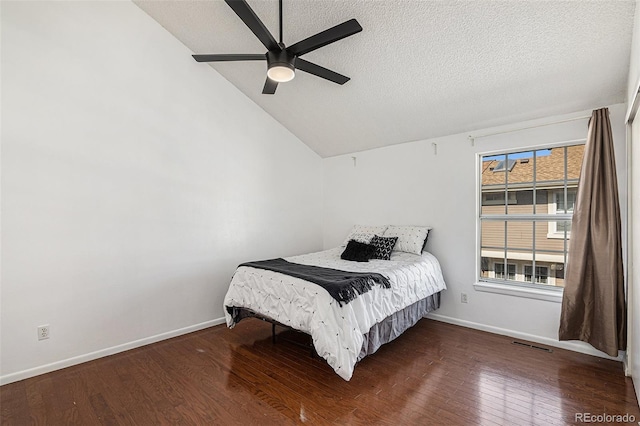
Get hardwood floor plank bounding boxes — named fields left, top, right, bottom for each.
left=88, top=392, right=119, bottom=425
left=2, top=319, right=639, bottom=425
left=0, top=381, right=30, bottom=426
left=50, top=371, right=101, bottom=425
left=152, top=334, right=300, bottom=425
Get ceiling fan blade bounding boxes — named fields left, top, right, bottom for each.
left=295, top=59, right=350, bottom=85
left=262, top=77, right=278, bottom=94
left=192, top=54, right=265, bottom=62
left=287, top=19, right=362, bottom=57
left=225, top=0, right=279, bottom=51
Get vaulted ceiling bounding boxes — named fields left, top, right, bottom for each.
left=135, top=0, right=635, bottom=158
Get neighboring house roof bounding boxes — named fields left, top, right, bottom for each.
left=481, top=145, right=584, bottom=187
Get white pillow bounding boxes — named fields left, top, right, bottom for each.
left=342, top=225, right=388, bottom=246
left=382, top=225, right=431, bottom=255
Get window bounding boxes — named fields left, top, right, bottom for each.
left=495, top=263, right=516, bottom=280
left=495, top=262, right=505, bottom=278
left=524, top=265, right=548, bottom=284
left=548, top=189, right=577, bottom=236
left=507, top=264, right=516, bottom=280
left=482, top=192, right=517, bottom=206
left=492, top=159, right=517, bottom=172
left=478, top=143, right=584, bottom=291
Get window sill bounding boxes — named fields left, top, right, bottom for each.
left=474, top=281, right=564, bottom=303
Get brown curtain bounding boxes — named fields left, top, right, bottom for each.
left=558, top=108, right=626, bottom=356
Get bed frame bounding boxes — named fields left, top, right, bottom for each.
left=227, top=291, right=441, bottom=362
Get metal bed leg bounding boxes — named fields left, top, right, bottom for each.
left=264, top=317, right=317, bottom=358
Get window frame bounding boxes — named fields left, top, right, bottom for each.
left=475, top=138, right=585, bottom=300
left=547, top=188, right=577, bottom=238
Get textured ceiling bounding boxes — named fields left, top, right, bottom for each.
left=135, top=0, right=635, bottom=158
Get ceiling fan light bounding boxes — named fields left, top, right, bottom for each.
left=267, top=65, right=295, bottom=82
left=266, top=49, right=296, bottom=83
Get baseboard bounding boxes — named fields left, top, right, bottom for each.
left=426, top=313, right=623, bottom=362
left=0, top=317, right=226, bottom=386
left=623, top=351, right=631, bottom=376
left=3, top=314, right=622, bottom=386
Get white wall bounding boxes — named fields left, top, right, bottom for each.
left=323, top=103, right=628, bottom=358
left=0, top=1, right=322, bottom=384
left=626, top=0, right=640, bottom=405
left=628, top=1, right=640, bottom=107
left=630, top=117, right=640, bottom=400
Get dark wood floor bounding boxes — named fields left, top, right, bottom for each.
left=1, top=319, right=639, bottom=425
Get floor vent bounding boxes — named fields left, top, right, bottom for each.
left=512, top=340, right=553, bottom=353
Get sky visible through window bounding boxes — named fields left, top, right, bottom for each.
left=483, top=150, right=551, bottom=161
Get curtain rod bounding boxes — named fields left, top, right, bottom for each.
left=468, top=114, right=591, bottom=146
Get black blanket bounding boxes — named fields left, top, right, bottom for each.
left=238, top=258, right=391, bottom=306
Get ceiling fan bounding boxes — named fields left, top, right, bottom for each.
left=192, top=0, right=362, bottom=94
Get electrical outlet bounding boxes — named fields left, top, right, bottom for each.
left=461, top=293, right=468, bottom=304
left=37, top=325, right=50, bottom=341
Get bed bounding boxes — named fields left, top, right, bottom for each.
left=223, top=233, right=447, bottom=381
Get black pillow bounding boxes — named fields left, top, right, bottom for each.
left=341, top=240, right=376, bottom=262
left=370, top=235, right=398, bottom=260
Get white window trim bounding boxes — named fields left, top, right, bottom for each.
left=474, top=281, right=563, bottom=303
left=476, top=138, right=585, bottom=301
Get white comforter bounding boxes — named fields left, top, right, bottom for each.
left=223, top=248, right=447, bottom=380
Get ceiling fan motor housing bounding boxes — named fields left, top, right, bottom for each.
left=267, top=49, right=296, bottom=71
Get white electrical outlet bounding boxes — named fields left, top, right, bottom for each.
left=461, top=293, right=468, bottom=304
left=37, top=325, right=50, bottom=340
